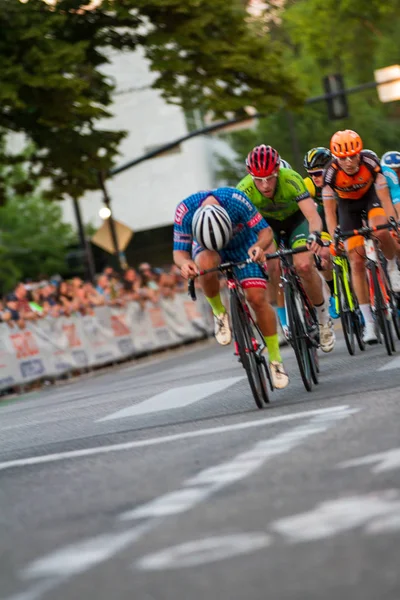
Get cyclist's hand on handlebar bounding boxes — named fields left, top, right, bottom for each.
left=306, top=231, right=323, bottom=255
left=180, top=260, right=198, bottom=280
left=249, top=246, right=265, bottom=262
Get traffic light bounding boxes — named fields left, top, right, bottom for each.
left=323, top=74, right=349, bottom=120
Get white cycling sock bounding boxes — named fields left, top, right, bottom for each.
left=386, top=257, right=398, bottom=272
left=360, top=303, right=374, bottom=325
left=315, top=300, right=329, bottom=325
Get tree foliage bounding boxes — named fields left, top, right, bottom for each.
left=0, top=0, right=304, bottom=200
left=216, top=0, right=400, bottom=183
left=0, top=156, right=77, bottom=292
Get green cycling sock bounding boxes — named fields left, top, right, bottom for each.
left=264, top=333, right=282, bottom=363
left=205, top=293, right=226, bottom=317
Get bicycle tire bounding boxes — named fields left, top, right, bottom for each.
left=370, top=262, right=395, bottom=356
left=353, top=309, right=366, bottom=352
left=285, top=282, right=313, bottom=392
left=230, top=293, right=268, bottom=408
left=299, top=287, right=320, bottom=385
left=335, top=264, right=355, bottom=356
left=389, top=291, right=400, bottom=341
left=309, top=344, right=319, bottom=385
left=379, top=253, right=400, bottom=342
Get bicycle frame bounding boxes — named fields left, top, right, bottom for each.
left=223, top=265, right=267, bottom=359
left=336, top=217, right=399, bottom=314
left=332, top=255, right=355, bottom=313
left=268, top=240, right=318, bottom=342
left=187, top=258, right=267, bottom=358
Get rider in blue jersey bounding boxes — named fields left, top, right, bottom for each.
left=381, top=152, right=400, bottom=217
left=173, top=186, right=289, bottom=389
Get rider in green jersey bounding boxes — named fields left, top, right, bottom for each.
left=237, top=145, right=335, bottom=353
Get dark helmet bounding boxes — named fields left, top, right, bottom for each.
left=303, top=147, right=332, bottom=171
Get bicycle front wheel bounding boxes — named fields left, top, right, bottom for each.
left=230, top=293, right=269, bottom=408
left=285, top=283, right=312, bottom=392
left=335, top=265, right=355, bottom=356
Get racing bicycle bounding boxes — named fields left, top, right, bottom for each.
left=265, top=238, right=319, bottom=392
left=331, top=231, right=365, bottom=356
left=188, top=259, right=273, bottom=409
left=337, top=216, right=400, bottom=356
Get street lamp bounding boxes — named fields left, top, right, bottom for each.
left=99, top=206, right=112, bottom=219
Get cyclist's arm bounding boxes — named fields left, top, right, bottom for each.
left=375, top=173, right=397, bottom=220
left=173, top=201, right=198, bottom=278
left=298, top=197, right=323, bottom=233
left=322, top=184, right=338, bottom=238
left=383, top=168, right=400, bottom=219
left=249, top=226, right=273, bottom=251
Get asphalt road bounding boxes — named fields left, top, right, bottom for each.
left=1, top=330, right=400, bottom=600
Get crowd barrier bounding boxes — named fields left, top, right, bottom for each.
left=0, top=293, right=215, bottom=392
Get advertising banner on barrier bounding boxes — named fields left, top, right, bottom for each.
left=0, top=292, right=214, bottom=392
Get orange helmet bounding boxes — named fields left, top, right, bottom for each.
left=330, top=130, right=363, bottom=158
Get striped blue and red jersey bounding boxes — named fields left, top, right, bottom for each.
left=173, top=187, right=269, bottom=253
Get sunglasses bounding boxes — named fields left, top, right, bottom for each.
left=308, top=170, right=324, bottom=178
left=337, top=155, right=359, bottom=162
left=251, top=173, right=278, bottom=183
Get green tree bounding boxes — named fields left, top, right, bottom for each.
left=0, top=158, right=77, bottom=292
left=0, top=0, right=304, bottom=200
left=216, top=0, right=400, bottom=183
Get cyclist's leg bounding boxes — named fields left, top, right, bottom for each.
left=262, top=221, right=287, bottom=335
left=317, top=204, right=338, bottom=318
left=366, top=193, right=400, bottom=291
left=231, top=254, right=289, bottom=388
left=339, top=199, right=376, bottom=343
left=264, top=236, right=288, bottom=339
left=193, top=242, right=231, bottom=345
left=289, top=220, right=335, bottom=352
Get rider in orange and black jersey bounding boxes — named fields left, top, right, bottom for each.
left=322, top=129, right=400, bottom=344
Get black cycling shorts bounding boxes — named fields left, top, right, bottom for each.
left=338, top=187, right=385, bottom=232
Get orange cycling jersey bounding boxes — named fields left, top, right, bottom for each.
left=324, top=150, right=381, bottom=200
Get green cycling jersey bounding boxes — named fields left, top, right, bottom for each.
left=236, top=168, right=310, bottom=222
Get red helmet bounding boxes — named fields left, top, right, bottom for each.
left=246, top=145, right=280, bottom=177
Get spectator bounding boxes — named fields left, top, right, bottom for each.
left=138, top=263, right=159, bottom=291
left=14, top=283, right=37, bottom=320
left=3, top=293, right=25, bottom=328
left=0, top=261, right=185, bottom=321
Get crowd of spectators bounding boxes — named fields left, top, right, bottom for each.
left=0, top=263, right=187, bottom=329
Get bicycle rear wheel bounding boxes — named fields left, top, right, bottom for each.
left=370, top=263, right=395, bottom=356
left=335, top=265, right=355, bottom=356
left=285, top=283, right=313, bottom=392
left=230, top=293, right=269, bottom=408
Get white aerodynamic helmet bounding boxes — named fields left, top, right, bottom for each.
left=192, top=204, right=233, bottom=251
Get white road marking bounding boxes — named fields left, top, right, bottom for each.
left=3, top=578, right=64, bottom=600
left=22, top=522, right=154, bottom=579
left=97, top=376, right=245, bottom=421
left=270, top=490, right=400, bottom=543
left=378, top=356, right=400, bottom=371
left=0, top=405, right=354, bottom=472
left=338, top=448, right=400, bottom=473
left=5, top=405, right=357, bottom=600
left=120, top=406, right=358, bottom=520
left=136, top=534, right=271, bottom=570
